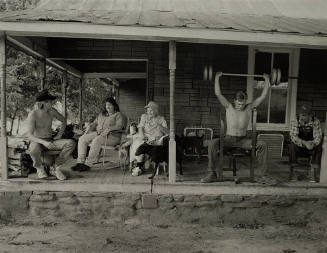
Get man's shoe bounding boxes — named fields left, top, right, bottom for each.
left=36, top=167, right=48, bottom=179
left=54, top=165, right=67, bottom=181
left=309, top=167, right=317, bottom=183
left=71, top=163, right=82, bottom=171
left=132, top=167, right=142, bottom=176
left=49, top=166, right=56, bottom=177
left=71, top=163, right=90, bottom=172
left=201, top=172, right=218, bottom=183
left=78, top=164, right=91, bottom=172
left=289, top=172, right=297, bottom=182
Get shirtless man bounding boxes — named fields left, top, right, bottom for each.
left=26, top=90, right=76, bottom=180
left=201, top=72, right=270, bottom=183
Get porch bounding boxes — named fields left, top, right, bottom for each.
left=2, top=156, right=327, bottom=195
left=0, top=0, right=326, bottom=187
left=2, top=156, right=327, bottom=233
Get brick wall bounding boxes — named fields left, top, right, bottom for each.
left=48, top=38, right=327, bottom=138
left=297, top=49, right=327, bottom=122
left=49, top=39, right=248, bottom=136
left=118, top=79, right=146, bottom=123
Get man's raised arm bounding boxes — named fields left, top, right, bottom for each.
left=214, top=72, right=230, bottom=108
left=252, top=74, right=270, bottom=108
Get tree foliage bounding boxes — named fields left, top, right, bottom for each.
left=1, top=0, right=114, bottom=134
left=5, top=47, right=40, bottom=134
left=0, top=0, right=40, bottom=11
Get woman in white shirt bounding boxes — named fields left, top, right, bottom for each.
left=130, top=101, right=168, bottom=176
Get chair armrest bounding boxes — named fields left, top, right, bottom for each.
left=109, top=129, right=126, bottom=134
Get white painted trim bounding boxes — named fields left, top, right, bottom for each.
left=1, top=21, right=327, bottom=48
left=169, top=40, right=176, bottom=184
left=2, top=180, right=327, bottom=195
left=48, top=58, right=148, bottom=61
left=289, top=48, right=300, bottom=126
left=49, top=59, right=82, bottom=78
left=247, top=46, right=300, bottom=131
left=247, top=47, right=255, bottom=102
left=83, top=72, right=147, bottom=79
left=0, top=33, right=8, bottom=180
left=7, top=35, right=82, bottom=78
left=7, top=35, right=47, bottom=58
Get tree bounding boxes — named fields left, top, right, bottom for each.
left=0, top=0, right=40, bottom=12
left=1, top=1, right=114, bottom=133
left=5, top=47, right=39, bottom=135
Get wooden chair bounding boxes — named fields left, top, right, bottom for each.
left=98, top=116, right=129, bottom=167
left=40, top=150, right=61, bottom=172
left=289, top=114, right=326, bottom=182
left=219, top=109, right=257, bottom=182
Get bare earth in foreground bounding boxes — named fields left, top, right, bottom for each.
left=0, top=221, right=326, bottom=253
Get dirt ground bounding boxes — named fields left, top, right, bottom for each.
left=0, top=220, right=327, bottom=253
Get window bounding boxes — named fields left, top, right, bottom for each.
left=247, top=47, right=299, bottom=131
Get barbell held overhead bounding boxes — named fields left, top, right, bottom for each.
left=220, top=68, right=279, bottom=85
left=219, top=68, right=298, bottom=86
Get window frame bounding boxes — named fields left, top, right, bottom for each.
left=247, top=46, right=300, bottom=131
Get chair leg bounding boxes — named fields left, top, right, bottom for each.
left=249, top=157, right=254, bottom=182
left=309, top=165, right=315, bottom=182
left=232, top=156, right=237, bottom=177
left=102, top=148, right=105, bottom=167
left=289, top=165, right=295, bottom=181
left=163, top=163, right=167, bottom=174
left=228, top=157, right=232, bottom=171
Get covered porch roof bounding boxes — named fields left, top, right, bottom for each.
left=0, top=0, right=327, bottom=48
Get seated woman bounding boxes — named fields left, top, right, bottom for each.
left=72, top=97, right=125, bottom=171
left=130, top=101, right=168, bottom=176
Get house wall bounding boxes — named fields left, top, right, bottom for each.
left=280, top=49, right=327, bottom=155
left=49, top=39, right=248, bottom=136
left=297, top=49, right=327, bottom=121
left=48, top=39, right=327, bottom=152
left=118, top=79, right=147, bottom=123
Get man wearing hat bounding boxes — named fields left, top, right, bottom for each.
left=289, top=103, right=323, bottom=182
left=26, top=90, right=76, bottom=180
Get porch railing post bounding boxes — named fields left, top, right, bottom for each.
left=320, top=111, right=327, bottom=183
left=168, top=41, right=176, bottom=183
left=62, top=70, right=67, bottom=121
left=0, top=33, right=8, bottom=180
left=39, top=58, right=46, bottom=91
left=79, top=78, right=83, bottom=129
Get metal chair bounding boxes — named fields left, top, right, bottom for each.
left=98, top=116, right=129, bottom=167
left=219, top=109, right=257, bottom=181
left=289, top=145, right=316, bottom=182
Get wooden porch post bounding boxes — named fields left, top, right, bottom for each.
left=168, top=41, right=176, bottom=183
left=320, top=111, right=327, bottom=183
left=0, top=33, right=8, bottom=180
left=39, top=58, right=46, bottom=91
left=79, top=78, right=83, bottom=129
left=62, top=70, right=67, bottom=121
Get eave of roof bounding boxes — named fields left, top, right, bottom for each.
left=0, top=0, right=327, bottom=48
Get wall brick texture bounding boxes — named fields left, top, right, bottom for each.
left=49, top=39, right=327, bottom=140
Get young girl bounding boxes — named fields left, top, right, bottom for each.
left=119, top=122, right=143, bottom=171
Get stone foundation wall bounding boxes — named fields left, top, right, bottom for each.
left=1, top=191, right=327, bottom=227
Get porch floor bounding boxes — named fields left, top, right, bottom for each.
left=2, top=156, right=327, bottom=196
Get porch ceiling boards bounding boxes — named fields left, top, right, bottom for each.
left=0, top=0, right=327, bottom=48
